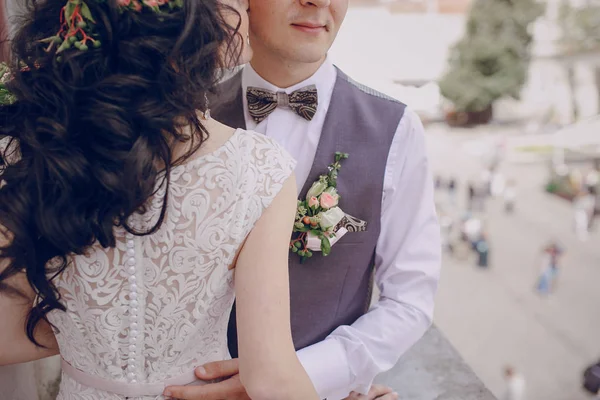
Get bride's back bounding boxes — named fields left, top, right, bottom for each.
left=48, top=129, right=295, bottom=389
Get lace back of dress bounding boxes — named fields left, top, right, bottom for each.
left=48, top=130, right=296, bottom=398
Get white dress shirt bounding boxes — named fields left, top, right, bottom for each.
left=242, top=57, right=441, bottom=400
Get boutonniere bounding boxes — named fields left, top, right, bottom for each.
left=290, top=152, right=364, bottom=263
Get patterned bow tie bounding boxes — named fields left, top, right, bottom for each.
left=246, top=85, right=318, bottom=123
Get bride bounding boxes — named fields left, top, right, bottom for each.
left=0, top=0, right=318, bottom=399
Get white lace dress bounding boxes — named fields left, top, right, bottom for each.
left=44, top=129, right=296, bottom=399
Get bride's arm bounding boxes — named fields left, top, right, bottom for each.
left=0, top=230, right=59, bottom=366
left=234, top=174, right=319, bottom=400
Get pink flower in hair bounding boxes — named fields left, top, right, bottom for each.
left=132, top=0, right=143, bottom=11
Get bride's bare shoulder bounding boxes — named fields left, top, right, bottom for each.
left=197, top=119, right=239, bottom=154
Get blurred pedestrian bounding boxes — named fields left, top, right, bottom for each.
left=536, top=241, right=564, bottom=295
left=583, top=359, right=600, bottom=396
left=481, top=168, right=492, bottom=197
left=585, top=167, right=599, bottom=193
left=435, top=175, right=443, bottom=190
left=502, top=366, right=526, bottom=400
left=489, top=139, right=506, bottom=173
left=462, top=214, right=482, bottom=246
left=474, top=232, right=490, bottom=268
left=588, top=186, right=597, bottom=231
left=448, top=177, right=457, bottom=207
left=570, top=169, right=583, bottom=193
left=440, top=212, right=454, bottom=255
left=573, top=190, right=593, bottom=241
left=467, top=182, right=476, bottom=211
left=504, top=179, right=517, bottom=213
left=491, top=171, right=506, bottom=197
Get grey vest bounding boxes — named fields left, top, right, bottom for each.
left=213, top=68, right=406, bottom=354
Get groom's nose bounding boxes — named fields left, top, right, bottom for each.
left=299, top=0, right=331, bottom=8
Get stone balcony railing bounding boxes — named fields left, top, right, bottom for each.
left=376, top=325, right=497, bottom=400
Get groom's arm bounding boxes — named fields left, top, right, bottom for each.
left=296, top=107, right=441, bottom=399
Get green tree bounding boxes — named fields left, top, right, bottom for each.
left=439, top=0, right=544, bottom=113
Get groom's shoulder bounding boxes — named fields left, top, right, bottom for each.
left=334, top=68, right=407, bottom=109
left=215, top=69, right=243, bottom=98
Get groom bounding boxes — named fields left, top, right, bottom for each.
left=166, top=0, right=441, bottom=399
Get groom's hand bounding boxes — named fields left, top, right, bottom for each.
left=343, top=385, right=399, bottom=400
left=163, top=359, right=250, bottom=400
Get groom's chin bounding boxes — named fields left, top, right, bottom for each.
left=292, top=51, right=328, bottom=65
left=281, top=41, right=330, bottom=65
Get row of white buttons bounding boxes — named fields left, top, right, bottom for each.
left=126, top=234, right=139, bottom=383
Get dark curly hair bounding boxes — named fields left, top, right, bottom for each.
left=0, top=0, right=242, bottom=346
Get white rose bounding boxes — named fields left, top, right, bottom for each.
left=319, top=207, right=345, bottom=230
left=306, top=180, right=327, bottom=201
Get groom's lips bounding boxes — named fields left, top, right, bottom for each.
left=291, top=22, right=327, bottom=34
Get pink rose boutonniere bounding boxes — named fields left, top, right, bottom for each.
left=290, top=152, right=352, bottom=263
left=319, top=192, right=339, bottom=209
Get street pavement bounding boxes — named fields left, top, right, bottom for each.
left=427, top=123, right=600, bottom=400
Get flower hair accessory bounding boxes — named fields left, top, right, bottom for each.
left=0, top=0, right=184, bottom=104
left=40, top=0, right=184, bottom=57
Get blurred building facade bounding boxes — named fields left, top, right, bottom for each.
left=527, top=0, right=600, bottom=125
left=329, top=1, right=470, bottom=121
left=332, top=0, right=600, bottom=126
left=352, top=0, right=472, bottom=14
